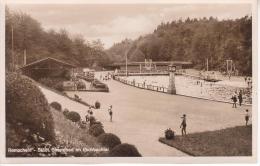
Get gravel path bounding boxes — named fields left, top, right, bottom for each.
left=39, top=80, right=252, bottom=157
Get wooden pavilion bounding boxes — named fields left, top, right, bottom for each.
left=19, top=57, right=76, bottom=80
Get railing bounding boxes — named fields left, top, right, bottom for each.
left=114, top=76, right=168, bottom=93
left=115, top=71, right=169, bottom=76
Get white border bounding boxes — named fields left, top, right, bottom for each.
left=0, top=0, right=258, bottom=164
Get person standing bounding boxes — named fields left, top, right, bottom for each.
left=245, top=109, right=250, bottom=126
left=238, top=90, right=243, bottom=106
left=180, top=114, right=187, bottom=136
left=244, top=77, right=247, bottom=82
left=108, top=105, right=113, bottom=122
left=231, top=95, right=237, bottom=108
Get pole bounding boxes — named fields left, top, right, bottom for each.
left=125, top=51, right=128, bottom=77
left=23, top=49, right=27, bottom=66
left=206, top=58, right=208, bottom=72
left=11, top=25, right=14, bottom=71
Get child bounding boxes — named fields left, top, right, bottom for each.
left=180, top=114, right=187, bottom=136
left=245, top=109, right=250, bottom=126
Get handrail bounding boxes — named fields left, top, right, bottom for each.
left=114, top=76, right=168, bottom=93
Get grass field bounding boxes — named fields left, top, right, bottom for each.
left=159, top=125, right=252, bottom=156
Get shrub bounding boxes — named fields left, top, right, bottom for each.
left=38, top=77, right=64, bottom=92
left=66, top=111, right=81, bottom=122
left=63, top=109, right=69, bottom=117
left=50, top=101, right=62, bottom=111
left=95, top=101, right=101, bottom=109
left=97, top=133, right=121, bottom=150
left=77, top=81, right=86, bottom=90
left=165, top=128, right=175, bottom=140
left=78, top=121, right=87, bottom=129
left=109, top=143, right=142, bottom=157
left=6, top=72, right=55, bottom=148
left=54, top=81, right=64, bottom=91
left=89, top=124, right=105, bottom=137
left=89, top=116, right=96, bottom=126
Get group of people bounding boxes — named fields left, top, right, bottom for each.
left=244, top=77, right=252, bottom=89
left=99, top=73, right=113, bottom=81
left=231, top=90, right=243, bottom=108
left=85, top=105, right=113, bottom=123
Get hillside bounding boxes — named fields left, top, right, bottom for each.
left=106, top=16, right=252, bottom=75
left=5, top=8, right=110, bottom=70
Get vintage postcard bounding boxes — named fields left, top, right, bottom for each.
left=0, top=0, right=258, bottom=164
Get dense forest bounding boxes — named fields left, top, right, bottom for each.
left=5, top=8, right=111, bottom=71
left=5, top=7, right=252, bottom=75
left=107, top=16, right=252, bottom=75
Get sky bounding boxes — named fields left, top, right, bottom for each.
left=8, top=3, right=251, bottom=49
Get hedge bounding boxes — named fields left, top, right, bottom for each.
left=89, top=123, right=105, bottom=137
left=97, top=133, right=121, bottom=150
left=66, top=111, right=81, bottom=122
left=109, top=143, right=142, bottom=157
left=50, top=101, right=62, bottom=111
left=6, top=72, right=55, bottom=148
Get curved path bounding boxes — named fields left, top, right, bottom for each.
left=39, top=80, right=251, bottom=157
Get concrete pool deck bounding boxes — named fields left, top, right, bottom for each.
left=39, top=80, right=252, bottom=157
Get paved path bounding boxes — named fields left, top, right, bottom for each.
left=39, top=80, right=252, bottom=157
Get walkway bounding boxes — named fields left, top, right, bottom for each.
left=39, top=80, right=252, bottom=157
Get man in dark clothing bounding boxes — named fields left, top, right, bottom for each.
left=238, top=90, right=243, bottom=106
left=245, top=109, right=250, bottom=126
left=180, top=114, right=187, bottom=136
left=108, top=105, right=113, bottom=122
left=231, top=95, right=237, bottom=108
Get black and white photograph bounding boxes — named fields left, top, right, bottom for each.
left=0, top=0, right=258, bottom=164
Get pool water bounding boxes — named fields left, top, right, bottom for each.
left=122, top=75, right=252, bottom=104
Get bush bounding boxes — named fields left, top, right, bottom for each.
left=95, top=101, right=101, bottom=109
left=38, top=77, right=64, bottom=92
left=109, top=143, right=142, bottom=157
left=63, top=109, right=69, bottom=117
left=50, top=101, right=62, bottom=111
left=78, top=120, right=87, bottom=129
left=6, top=72, right=55, bottom=148
left=89, top=124, right=105, bottom=137
left=97, top=133, right=121, bottom=150
left=54, top=81, right=64, bottom=91
left=66, top=111, right=81, bottom=122
left=165, top=128, right=175, bottom=140
left=89, top=116, right=96, bottom=126
left=77, top=81, right=86, bottom=90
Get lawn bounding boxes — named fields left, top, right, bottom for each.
left=159, top=125, right=252, bottom=156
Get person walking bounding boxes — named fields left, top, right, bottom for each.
left=108, top=105, right=113, bottom=122
left=231, top=95, right=237, bottom=108
left=245, top=109, right=250, bottom=126
left=238, top=90, right=243, bottom=106
left=180, top=114, right=187, bottom=136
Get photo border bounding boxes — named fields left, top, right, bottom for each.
left=0, top=0, right=258, bottom=164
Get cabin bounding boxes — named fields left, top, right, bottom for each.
left=19, top=57, right=76, bottom=81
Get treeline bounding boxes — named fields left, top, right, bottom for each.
left=107, top=16, right=252, bottom=75
left=5, top=8, right=110, bottom=71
